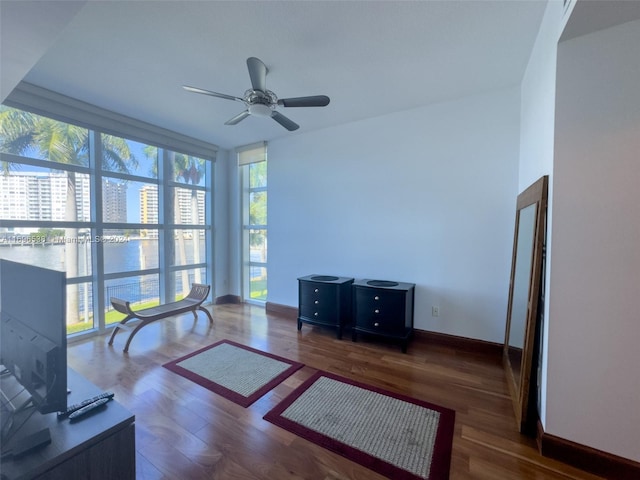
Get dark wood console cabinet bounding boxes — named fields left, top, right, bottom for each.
left=352, top=279, right=415, bottom=353
left=1, top=368, right=135, bottom=480
left=298, top=275, right=354, bottom=339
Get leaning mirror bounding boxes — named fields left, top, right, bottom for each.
left=504, top=175, right=548, bottom=432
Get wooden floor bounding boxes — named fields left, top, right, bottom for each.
left=68, top=303, right=603, bottom=480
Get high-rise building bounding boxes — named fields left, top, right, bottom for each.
left=175, top=187, right=205, bottom=225
left=139, top=184, right=158, bottom=238
left=102, top=179, right=127, bottom=235
left=139, top=185, right=204, bottom=239
left=0, top=172, right=91, bottom=226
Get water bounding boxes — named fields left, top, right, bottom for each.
left=0, top=239, right=205, bottom=308
left=0, top=238, right=207, bottom=271
left=0, top=239, right=158, bottom=273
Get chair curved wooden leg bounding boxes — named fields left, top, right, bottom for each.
left=123, top=321, right=148, bottom=353
left=108, top=315, right=133, bottom=345
left=199, top=306, right=214, bottom=324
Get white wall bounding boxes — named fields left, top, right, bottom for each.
left=0, top=1, right=86, bottom=102
left=519, top=0, right=563, bottom=192
left=212, top=148, right=234, bottom=298
left=518, top=0, right=565, bottom=429
left=549, top=18, right=640, bottom=461
left=268, top=87, right=520, bottom=343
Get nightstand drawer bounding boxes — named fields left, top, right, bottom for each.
left=300, top=295, right=331, bottom=308
left=300, top=304, right=337, bottom=323
left=300, top=283, right=335, bottom=302
left=354, top=289, right=404, bottom=314
left=356, top=314, right=406, bottom=335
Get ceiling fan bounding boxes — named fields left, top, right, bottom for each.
left=183, top=57, right=330, bottom=131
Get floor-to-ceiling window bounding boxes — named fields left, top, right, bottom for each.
left=0, top=105, right=214, bottom=337
left=238, top=142, right=267, bottom=303
left=166, top=150, right=210, bottom=304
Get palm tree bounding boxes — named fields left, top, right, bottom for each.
left=0, top=106, right=136, bottom=324
left=144, top=147, right=206, bottom=298
left=0, top=108, right=37, bottom=162
left=174, top=154, right=206, bottom=288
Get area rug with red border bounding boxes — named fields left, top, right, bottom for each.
left=264, top=371, right=455, bottom=480
left=163, top=339, right=304, bottom=407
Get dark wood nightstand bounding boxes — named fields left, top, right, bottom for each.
left=297, top=275, right=354, bottom=339
left=352, top=279, right=415, bottom=352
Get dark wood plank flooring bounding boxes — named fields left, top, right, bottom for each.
left=68, top=303, right=603, bottom=480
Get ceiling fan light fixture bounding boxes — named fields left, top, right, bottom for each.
left=248, top=103, right=273, bottom=118
left=184, top=57, right=329, bottom=130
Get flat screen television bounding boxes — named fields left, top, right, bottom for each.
left=0, top=259, right=67, bottom=415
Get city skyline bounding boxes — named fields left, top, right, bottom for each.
left=0, top=170, right=204, bottom=235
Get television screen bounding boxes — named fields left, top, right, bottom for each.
left=0, top=260, right=67, bottom=414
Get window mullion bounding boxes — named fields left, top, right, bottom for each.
left=90, top=131, right=105, bottom=331
left=239, top=149, right=267, bottom=303
left=159, top=148, right=172, bottom=303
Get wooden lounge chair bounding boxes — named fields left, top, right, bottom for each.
left=108, top=283, right=213, bottom=352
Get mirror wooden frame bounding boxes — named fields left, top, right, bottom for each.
left=503, top=175, right=548, bottom=432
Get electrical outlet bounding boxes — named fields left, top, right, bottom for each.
left=432, top=306, right=439, bottom=317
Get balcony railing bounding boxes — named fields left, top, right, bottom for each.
left=104, top=275, right=196, bottom=310
left=105, top=278, right=159, bottom=310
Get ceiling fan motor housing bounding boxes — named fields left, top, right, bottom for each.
left=246, top=87, right=276, bottom=101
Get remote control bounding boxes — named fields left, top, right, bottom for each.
left=58, top=392, right=114, bottom=418
left=68, top=397, right=111, bottom=421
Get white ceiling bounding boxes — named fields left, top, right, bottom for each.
left=1, top=0, right=548, bottom=151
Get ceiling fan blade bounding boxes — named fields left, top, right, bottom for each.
left=278, top=95, right=330, bottom=108
left=225, top=110, right=251, bottom=125
left=247, top=57, right=268, bottom=92
left=183, top=85, right=243, bottom=102
left=271, top=111, right=299, bottom=131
